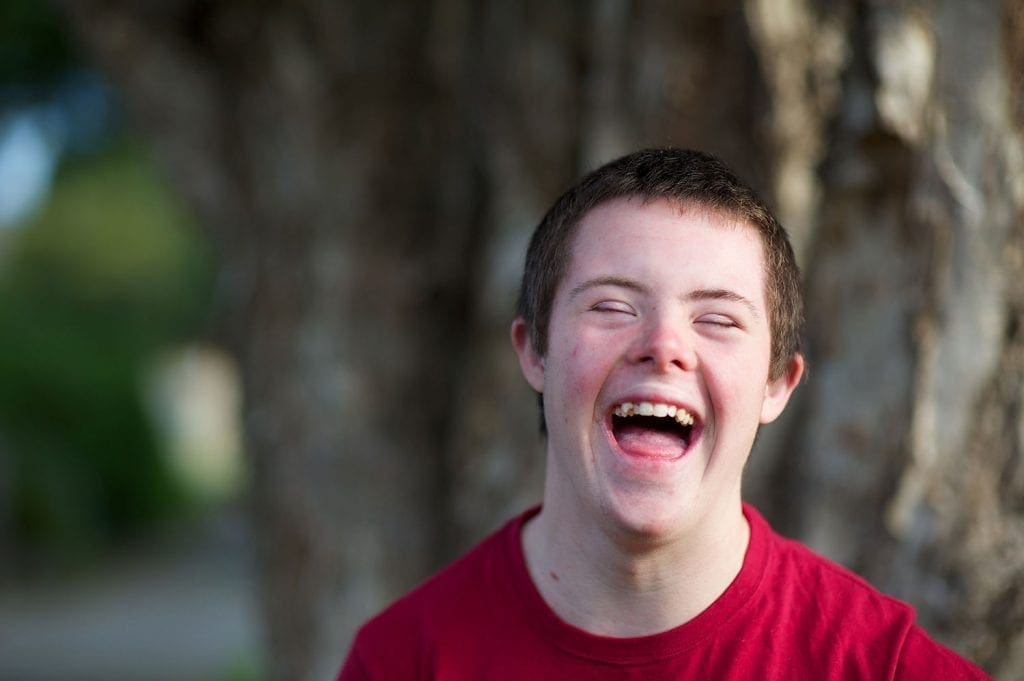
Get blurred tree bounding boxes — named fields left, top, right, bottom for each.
left=0, top=140, right=214, bottom=569
left=58, top=1, right=1023, bottom=679
left=0, top=0, right=76, bottom=90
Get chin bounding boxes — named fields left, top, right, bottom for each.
left=602, top=490, right=694, bottom=545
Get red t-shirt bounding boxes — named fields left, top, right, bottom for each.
left=338, top=505, right=990, bottom=679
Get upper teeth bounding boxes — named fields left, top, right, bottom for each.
left=613, top=402, right=694, bottom=426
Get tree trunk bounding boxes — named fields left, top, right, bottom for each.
left=747, top=0, right=1024, bottom=674
left=59, top=1, right=1020, bottom=678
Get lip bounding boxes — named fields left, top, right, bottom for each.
left=602, top=391, right=704, bottom=461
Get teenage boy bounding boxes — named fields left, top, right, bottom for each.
left=338, top=148, right=990, bottom=680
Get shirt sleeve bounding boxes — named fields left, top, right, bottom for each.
left=894, top=625, right=992, bottom=681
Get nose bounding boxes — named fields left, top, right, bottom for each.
left=630, top=311, right=697, bottom=373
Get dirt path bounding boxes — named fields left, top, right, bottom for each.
left=0, top=510, right=261, bottom=680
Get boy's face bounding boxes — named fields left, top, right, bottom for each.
left=513, top=197, right=802, bottom=540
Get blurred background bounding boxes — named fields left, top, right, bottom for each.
left=0, top=2, right=258, bottom=679
left=0, top=1, right=1021, bottom=679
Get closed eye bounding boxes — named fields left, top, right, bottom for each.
left=592, top=300, right=636, bottom=315
left=696, top=313, right=739, bottom=328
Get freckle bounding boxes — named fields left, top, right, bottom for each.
left=549, top=571, right=560, bottom=581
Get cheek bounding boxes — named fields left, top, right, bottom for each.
left=547, top=316, right=631, bottom=400
left=703, top=347, right=769, bottom=412
left=563, top=341, right=596, bottom=392
left=551, top=336, right=609, bottom=398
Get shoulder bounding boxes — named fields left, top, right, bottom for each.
left=894, top=625, right=991, bottom=680
left=747, top=504, right=917, bottom=634
left=771, top=528, right=916, bottom=625
left=338, top=509, right=532, bottom=680
left=746, top=506, right=990, bottom=679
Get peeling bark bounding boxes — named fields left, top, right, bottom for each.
left=758, top=1, right=1024, bottom=676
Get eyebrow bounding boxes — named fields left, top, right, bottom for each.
left=568, top=276, right=648, bottom=300
left=569, top=278, right=761, bottom=320
left=685, top=289, right=761, bottom=319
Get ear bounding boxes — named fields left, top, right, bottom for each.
left=760, top=353, right=804, bottom=424
left=511, top=317, right=545, bottom=393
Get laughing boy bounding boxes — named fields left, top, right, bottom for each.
left=338, top=148, right=990, bottom=680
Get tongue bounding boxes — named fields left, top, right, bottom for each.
left=614, top=423, right=688, bottom=459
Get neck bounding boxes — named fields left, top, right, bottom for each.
left=521, top=499, right=750, bottom=637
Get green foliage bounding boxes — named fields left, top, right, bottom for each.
left=0, top=139, right=215, bottom=570
left=0, top=0, right=77, bottom=89
left=214, top=651, right=266, bottom=681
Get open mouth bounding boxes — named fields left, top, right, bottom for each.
left=610, top=401, right=697, bottom=459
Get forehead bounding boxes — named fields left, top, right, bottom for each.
left=562, top=197, right=767, bottom=300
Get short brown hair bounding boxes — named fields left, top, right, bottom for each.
left=516, top=148, right=803, bottom=382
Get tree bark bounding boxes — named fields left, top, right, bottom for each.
left=59, top=1, right=1021, bottom=678
left=748, top=0, right=1024, bottom=675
